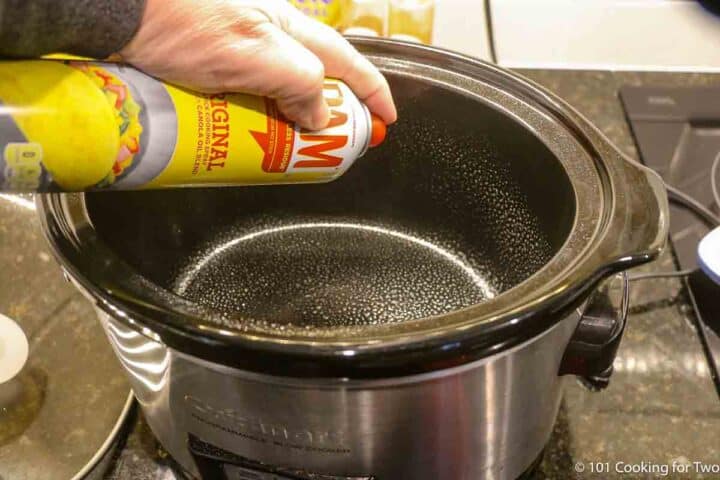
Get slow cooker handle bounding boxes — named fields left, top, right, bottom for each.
left=595, top=151, right=669, bottom=274
left=558, top=273, right=628, bottom=391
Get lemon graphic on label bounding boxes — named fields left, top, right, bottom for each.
left=0, top=61, right=119, bottom=190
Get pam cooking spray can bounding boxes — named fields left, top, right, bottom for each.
left=0, top=60, right=387, bottom=192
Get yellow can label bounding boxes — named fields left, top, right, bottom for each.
left=0, top=60, right=370, bottom=192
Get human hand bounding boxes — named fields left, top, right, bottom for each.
left=118, top=0, right=397, bottom=130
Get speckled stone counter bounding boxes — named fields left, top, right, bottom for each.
left=0, top=192, right=132, bottom=480
left=520, top=70, right=720, bottom=480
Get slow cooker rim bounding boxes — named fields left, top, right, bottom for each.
left=35, top=39, right=667, bottom=377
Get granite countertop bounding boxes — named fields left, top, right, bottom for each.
left=1, top=69, right=719, bottom=480
left=519, top=70, right=720, bottom=479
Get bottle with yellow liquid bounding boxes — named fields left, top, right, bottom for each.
left=343, top=0, right=388, bottom=37
left=388, top=0, right=435, bottom=44
left=0, top=60, right=386, bottom=192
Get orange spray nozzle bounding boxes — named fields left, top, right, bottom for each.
left=369, top=114, right=387, bottom=147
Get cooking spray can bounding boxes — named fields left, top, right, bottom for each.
left=0, top=60, right=386, bottom=192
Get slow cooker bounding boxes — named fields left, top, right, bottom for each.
left=38, top=39, right=668, bottom=480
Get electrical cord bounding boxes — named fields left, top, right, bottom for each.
left=666, top=183, right=720, bottom=227
left=628, top=268, right=697, bottom=282
left=627, top=151, right=720, bottom=282
left=712, top=150, right=720, bottom=213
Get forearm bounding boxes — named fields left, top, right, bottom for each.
left=0, top=0, right=146, bottom=58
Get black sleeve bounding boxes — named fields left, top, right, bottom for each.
left=0, top=0, right=147, bottom=59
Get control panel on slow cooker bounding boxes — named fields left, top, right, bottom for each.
left=189, top=435, right=375, bottom=480
left=223, top=465, right=374, bottom=480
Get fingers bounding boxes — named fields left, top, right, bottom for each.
left=283, top=11, right=397, bottom=124
left=276, top=84, right=330, bottom=131
left=224, top=24, right=330, bottom=130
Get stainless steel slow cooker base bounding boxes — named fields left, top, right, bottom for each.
left=98, top=309, right=579, bottom=480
